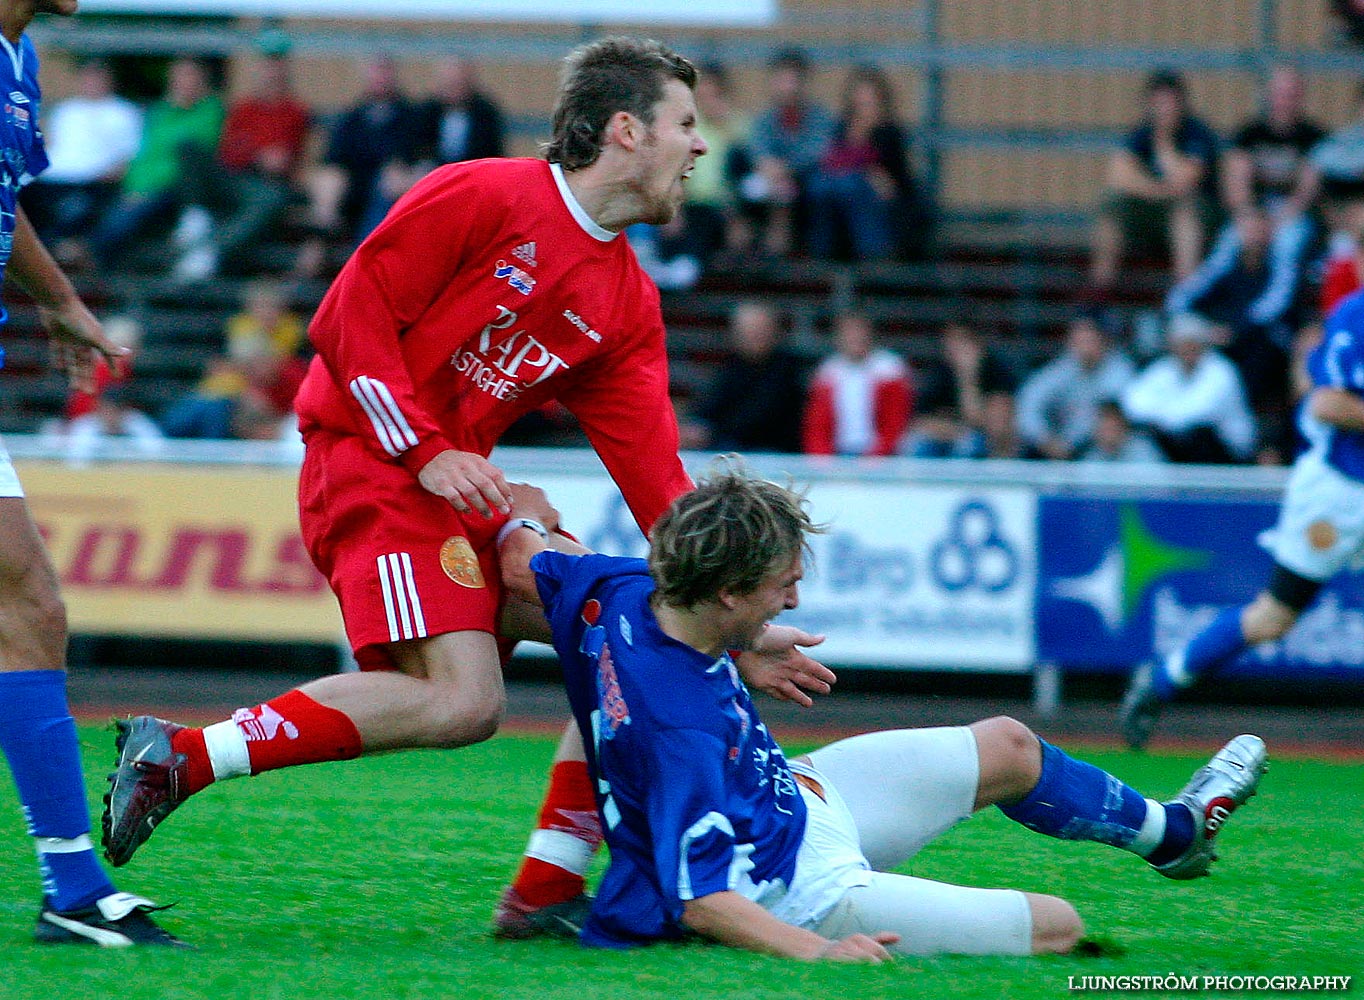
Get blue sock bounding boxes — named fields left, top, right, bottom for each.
left=1000, top=739, right=1182, bottom=857
left=0, top=671, right=116, bottom=911
left=1146, top=802, right=1196, bottom=868
left=1161, top=607, right=1246, bottom=696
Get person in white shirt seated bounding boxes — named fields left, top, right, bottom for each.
left=21, top=59, right=141, bottom=250
left=1121, top=312, right=1257, bottom=464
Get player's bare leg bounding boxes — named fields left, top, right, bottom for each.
left=1120, top=581, right=1306, bottom=750
left=103, top=629, right=507, bottom=866
left=0, top=497, right=185, bottom=945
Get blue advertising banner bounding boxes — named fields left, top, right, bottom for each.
left=1036, top=496, right=1364, bottom=682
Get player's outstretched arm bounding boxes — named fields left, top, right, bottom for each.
left=497, top=483, right=562, bottom=605
left=735, top=624, right=835, bottom=707
left=1309, top=387, right=1364, bottom=431
left=7, top=206, right=126, bottom=393
left=682, top=890, right=897, bottom=962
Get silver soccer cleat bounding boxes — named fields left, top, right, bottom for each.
left=1153, top=734, right=1267, bottom=880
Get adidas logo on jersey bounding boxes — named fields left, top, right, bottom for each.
left=511, top=242, right=537, bottom=268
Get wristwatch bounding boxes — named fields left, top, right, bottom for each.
left=496, top=517, right=550, bottom=547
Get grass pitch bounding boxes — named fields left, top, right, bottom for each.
left=0, top=725, right=1359, bottom=1000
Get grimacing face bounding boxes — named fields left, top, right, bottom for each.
left=633, top=78, right=708, bottom=225
left=726, top=553, right=803, bottom=650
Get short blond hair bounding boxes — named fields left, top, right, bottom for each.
left=648, top=460, right=820, bottom=609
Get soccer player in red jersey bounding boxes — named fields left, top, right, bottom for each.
left=103, top=37, right=831, bottom=931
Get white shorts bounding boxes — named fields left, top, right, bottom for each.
left=1263, top=450, right=1364, bottom=582
left=0, top=436, right=23, bottom=498
left=772, top=726, right=1033, bottom=957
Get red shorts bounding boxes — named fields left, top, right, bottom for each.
left=298, top=431, right=508, bottom=670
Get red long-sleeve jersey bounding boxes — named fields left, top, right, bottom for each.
left=295, top=157, right=692, bottom=534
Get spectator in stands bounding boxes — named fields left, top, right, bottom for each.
left=1076, top=399, right=1166, bottom=464
left=901, top=320, right=1018, bottom=458
left=803, top=310, right=913, bottom=456
left=1330, top=0, right=1364, bottom=46
left=745, top=47, right=836, bottom=256
left=1089, top=69, right=1221, bottom=292
left=976, top=390, right=1025, bottom=460
left=160, top=280, right=307, bottom=440
left=87, top=58, right=224, bottom=270
left=679, top=300, right=807, bottom=453
left=808, top=65, right=923, bottom=262
left=170, top=50, right=314, bottom=282
left=341, top=56, right=510, bottom=264
left=22, top=59, right=141, bottom=254
left=309, top=55, right=425, bottom=243
left=1217, top=65, right=1324, bottom=312
left=1293, top=86, right=1364, bottom=313
left=1316, top=193, right=1364, bottom=314
left=413, top=57, right=506, bottom=166
left=62, top=314, right=142, bottom=424
left=1015, top=313, right=1135, bottom=460
left=1165, top=207, right=1301, bottom=448
left=1121, top=311, right=1256, bottom=464
left=687, top=62, right=753, bottom=259
left=60, top=384, right=164, bottom=465
left=626, top=217, right=703, bottom=291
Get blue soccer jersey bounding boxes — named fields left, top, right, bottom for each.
left=533, top=550, right=807, bottom=948
left=1305, top=290, right=1364, bottom=481
left=0, top=32, right=47, bottom=336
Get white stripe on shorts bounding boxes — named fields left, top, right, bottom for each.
left=377, top=552, right=428, bottom=642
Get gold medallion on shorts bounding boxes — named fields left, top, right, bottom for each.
left=439, top=536, right=485, bottom=588
left=1306, top=519, right=1338, bottom=552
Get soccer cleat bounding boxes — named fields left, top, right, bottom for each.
left=1118, top=662, right=1165, bottom=751
left=1153, top=734, right=1267, bottom=881
left=492, top=886, right=592, bottom=940
left=102, top=716, right=191, bottom=867
left=35, top=892, right=191, bottom=948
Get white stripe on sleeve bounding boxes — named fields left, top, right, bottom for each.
left=350, top=376, right=419, bottom=457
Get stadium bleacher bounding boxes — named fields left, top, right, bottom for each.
left=6, top=0, right=1361, bottom=435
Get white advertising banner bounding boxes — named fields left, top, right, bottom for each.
left=75, top=0, right=778, bottom=24
left=517, top=467, right=1037, bottom=672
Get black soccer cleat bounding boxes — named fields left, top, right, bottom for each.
left=492, top=886, right=592, bottom=940
left=103, top=715, right=192, bottom=867
left=35, top=892, right=191, bottom=948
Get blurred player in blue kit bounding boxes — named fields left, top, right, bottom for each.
left=498, top=465, right=1266, bottom=960
left=0, top=0, right=184, bottom=946
left=1121, top=288, right=1364, bottom=748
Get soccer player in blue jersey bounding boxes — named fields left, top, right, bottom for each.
left=0, top=0, right=184, bottom=946
left=1121, top=288, right=1364, bottom=748
left=498, top=467, right=1266, bottom=960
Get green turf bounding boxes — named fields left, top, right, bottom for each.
left=0, top=726, right=1359, bottom=999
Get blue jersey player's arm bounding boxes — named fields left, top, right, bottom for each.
left=7, top=206, right=125, bottom=394
left=1306, top=324, right=1364, bottom=432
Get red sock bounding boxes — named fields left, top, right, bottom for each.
left=510, top=760, right=602, bottom=907
left=237, top=690, right=363, bottom=774
left=170, top=690, right=362, bottom=796
left=171, top=728, right=215, bottom=796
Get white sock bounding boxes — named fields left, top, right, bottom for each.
left=203, top=719, right=252, bottom=781
left=1128, top=797, right=1168, bottom=857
